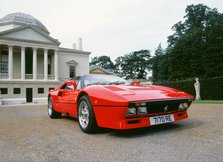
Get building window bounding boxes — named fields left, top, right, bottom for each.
left=48, top=55, right=51, bottom=75
left=38, top=88, right=44, bottom=94
left=0, top=88, right=8, bottom=94
left=0, top=61, right=8, bottom=73
left=13, top=88, right=21, bottom=94
left=69, top=66, right=76, bottom=78
left=48, top=64, right=51, bottom=75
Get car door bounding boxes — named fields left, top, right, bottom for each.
left=58, top=81, right=79, bottom=116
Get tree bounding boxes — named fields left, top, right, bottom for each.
left=152, top=44, right=169, bottom=82
left=90, top=55, right=115, bottom=72
left=115, top=50, right=151, bottom=79
left=160, top=3, right=223, bottom=81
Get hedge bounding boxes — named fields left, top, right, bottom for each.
left=154, top=77, right=223, bottom=100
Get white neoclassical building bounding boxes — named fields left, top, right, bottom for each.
left=0, top=12, right=90, bottom=105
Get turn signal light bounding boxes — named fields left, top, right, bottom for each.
left=135, top=102, right=146, bottom=107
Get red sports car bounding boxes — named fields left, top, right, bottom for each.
left=48, top=74, right=194, bottom=133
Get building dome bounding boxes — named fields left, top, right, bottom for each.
left=0, top=12, right=49, bottom=34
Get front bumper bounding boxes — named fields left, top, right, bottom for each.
left=93, top=106, right=188, bottom=129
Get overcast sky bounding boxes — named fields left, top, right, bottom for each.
left=1, top=0, right=223, bottom=60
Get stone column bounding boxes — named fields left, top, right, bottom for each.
left=33, top=48, right=37, bottom=80
left=8, top=46, right=13, bottom=80
left=54, top=50, right=58, bottom=81
left=44, top=49, right=48, bottom=81
left=21, top=46, right=25, bottom=80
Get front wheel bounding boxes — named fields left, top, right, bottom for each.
left=48, top=96, right=61, bottom=118
left=78, top=96, right=98, bottom=133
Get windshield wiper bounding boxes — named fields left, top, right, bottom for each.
left=86, top=82, right=108, bottom=86
left=108, top=81, right=126, bottom=85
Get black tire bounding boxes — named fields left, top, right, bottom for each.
left=48, top=96, right=62, bottom=118
left=78, top=96, right=98, bottom=133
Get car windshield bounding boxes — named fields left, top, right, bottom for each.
left=83, top=75, right=128, bottom=87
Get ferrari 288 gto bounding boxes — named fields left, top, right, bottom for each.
left=48, top=74, right=194, bottom=133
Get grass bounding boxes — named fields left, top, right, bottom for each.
left=193, top=100, right=223, bottom=104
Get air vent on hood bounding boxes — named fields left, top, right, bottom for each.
left=105, top=86, right=124, bottom=91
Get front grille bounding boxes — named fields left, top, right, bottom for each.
left=146, top=101, right=179, bottom=113
left=129, top=99, right=190, bottom=114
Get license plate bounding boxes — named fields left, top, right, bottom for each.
left=149, top=114, right=175, bottom=125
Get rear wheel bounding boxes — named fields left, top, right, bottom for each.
left=48, top=96, right=61, bottom=118
left=78, top=96, right=98, bottom=133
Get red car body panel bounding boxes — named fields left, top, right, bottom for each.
left=51, top=90, right=78, bottom=117
left=93, top=106, right=189, bottom=129
left=49, top=77, right=194, bottom=130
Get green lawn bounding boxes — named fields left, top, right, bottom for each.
left=193, top=100, right=223, bottom=104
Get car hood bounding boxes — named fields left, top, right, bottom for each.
left=103, top=84, right=193, bottom=102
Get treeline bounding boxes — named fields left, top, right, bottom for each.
left=90, top=4, right=223, bottom=82
left=90, top=50, right=152, bottom=79
left=152, top=4, right=223, bottom=83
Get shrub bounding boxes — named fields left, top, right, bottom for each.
left=154, top=77, right=223, bottom=100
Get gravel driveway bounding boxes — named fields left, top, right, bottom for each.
left=0, top=103, right=223, bottom=162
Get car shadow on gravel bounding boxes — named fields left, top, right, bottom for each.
left=60, top=115, right=205, bottom=137
left=109, top=124, right=181, bottom=138
left=61, top=115, right=78, bottom=121
left=109, top=119, right=206, bottom=138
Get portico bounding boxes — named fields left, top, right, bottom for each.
left=0, top=44, right=58, bottom=81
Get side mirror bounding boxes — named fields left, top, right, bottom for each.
left=66, top=80, right=77, bottom=90
left=135, top=80, right=140, bottom=85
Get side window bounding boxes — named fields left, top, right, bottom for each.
left=61, top=83, right=73, bottom=90
left=60, top=83, right=66, bottom=90
left=66, top=84, right=74, bottom=90
left=49, top=87, right=54, bottom=91
left=77, top=79, right=81, bottom=89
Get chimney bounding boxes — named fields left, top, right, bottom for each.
left=78, top=38, right=83, bottom=50
left=73, top=43, right=76, bottom=49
